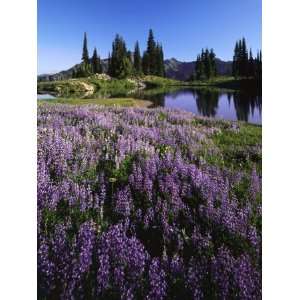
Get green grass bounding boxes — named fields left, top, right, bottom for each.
left=139, top=75, right=182, bottom=87
left=37, top=77, right=137, bottom=97
left=186, top=76, right=261, bottom=92
left=38, top=97, right=152, bottom=108
left=198, top=122, right=262, bottom=173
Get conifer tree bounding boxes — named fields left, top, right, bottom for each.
left=142, top=51, right=149, bottom=75
left=232, top=42, right=239, bottom=77
left=195, top=48, right=217, bottom=80
left=155, top=44, right=165, bottom=77
left=241, top=37, right=248, bottom=77
left=82, top=32, right=89, bottom=64
left=146, top=29, right=157, bottom=75
left=78, top=32, right=92, bottom=77
left=133, top=41, right=142, bottom=75
left=248, top=48, right=255, bottom=78
left=256, top=50, right=262, bottom=80
left=209, top=49, right=217, bottom=77
left=195, top=54, right=202, bottom=80
left=107, top=52, right=112, bottom=76
left=238, top=40, right=243, bottom=76
left=108, top=34, right=132, bottom=78
left=91, top=48, right=102, bottom=74
left=232, top=38, right=252, bottom=78
left=204, top=49, right=212, bottom=79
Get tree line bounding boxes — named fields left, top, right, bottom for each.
left=73, top=30, right=165, bottom=79
left=192, top=38, right=262, bottom=81
left=73, top=32, right=261, bottom=81
left=194, top=48, right=217, bottom=80
left=232, top=38, right=262, bottom=79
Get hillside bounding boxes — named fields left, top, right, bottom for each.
left=38, top=58, right=232, bottom=82
left=165, top=58, right=232, bottom=80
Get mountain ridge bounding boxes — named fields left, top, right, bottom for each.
left=38, top=58, right=232, bottom=81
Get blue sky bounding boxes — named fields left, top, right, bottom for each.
left=38, top=0, right=261, bottom=74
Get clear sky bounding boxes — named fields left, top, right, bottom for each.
left=38, top=0, right=261, bottom=74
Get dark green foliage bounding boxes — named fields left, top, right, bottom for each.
left=232, top=38, right=261, bottom=80
left=73, top=32, right=93, bottom=78
left=73, top=63, right=92, bottom=78
left=91, top=48, right=102, bottom=74
left=195, top=48, right=217, bottom=80
left=146, top=29, right=157, bottom=74
left=155, top=43, right=165, bottom=77
left=232, top=42, right=239, bottom=77
left=195, top=54, right=202, bottom=80
left=133, top=41, right=143, bottom=75
left=255, top=51, right=262, bottom=82
left=209, top=49, right=217, bottom=77
left=81, top=32, right=89, bottom=64
left=142, top=51, right=150, bottom=75
left=142, top=29, right=165, bottom=77
left=108, top=34, right=133, bottom=79
left=248, top=49, right=255, bottom=78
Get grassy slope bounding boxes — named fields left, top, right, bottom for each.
left=185, top=76, right=261, bottom=91
left=195, top=118, right=262, bottom=173
left=37, top=77, right=137, bottom=96
left=141, top=75, right=182, bottom=87
left=38, top=97, right=152, bottom=108
left=37, top=75, right=182, bottom=95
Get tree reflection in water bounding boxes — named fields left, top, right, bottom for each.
left=232, top=92, right=262, bottom=122
left=194, top=89, right=261, bottom=122
left=194, top=89, right=219, bottom=117
left=131, top=87, right=262, bottom=123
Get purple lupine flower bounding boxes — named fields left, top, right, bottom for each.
left=115, top=186, right=133, bottom=217
left=147, top=258, right=167, bottom=300
left=38, top=104, right=261, bottom=299
left=211, top=247, right=235, bottom=299
left=38, top=238, right=55, bottom=295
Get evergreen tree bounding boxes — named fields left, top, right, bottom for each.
left=232, top=38, right=252, bottom=78
left=195, top=48, right=217, bottom=80
left=204, top=49, right=212, bottom=79
left=241, top=37, right=248, bottom=77
left=195, top=54, right=202, bottom=80
left=107, top=52, right=112, bottom=76
left=78, top=32, right=92, bottom=77
left=133, top=41, right=142, bottom=75
left=255, top=50, right=262, bottom=81
left=155, top=44, right=165, bottom=77
left=232, top=42, right=239, bottom=77
left=238, top=40, right=243, bottom=76
left=127, top=50, right=133, bottom=62
left=142, top=51, right=149, bottom=75
left=108, top=34, right=132, bottom=78
left=209, top=49, right=217, bottom=77
left=248, top=48, right=255, bottom=78
left=160, top=45, right=166, bottom=77
left=82, top=32, right=89, bottom=64
left=91, top=48, right=102, bottom=74
left=146, top=29, right=157, bottom=75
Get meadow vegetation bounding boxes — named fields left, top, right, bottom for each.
left=38, top=104, right=261, bottom=299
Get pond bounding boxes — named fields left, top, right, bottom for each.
left=132, top=87, right=262, bottom=124
left=37, top=93, right=57, bottom=100
left=37, top=87, right=262, bottom=124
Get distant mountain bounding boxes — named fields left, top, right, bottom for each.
left=164, top=58, right=232, bottom=81
left=38, top=58, right=232, bottom=82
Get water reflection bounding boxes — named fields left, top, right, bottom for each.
left=145, top=87, right=262, bottom=124
left=38, top=85, right=262, bottom=124
left=77, top=85, right=262, bottom=123
left=193, top=89, right=219, bottom=117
